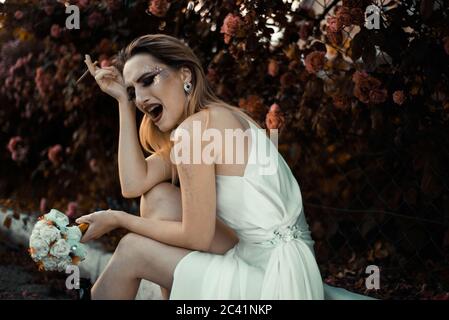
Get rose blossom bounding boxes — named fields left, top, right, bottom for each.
left=37, top=224, right=61, bottom=244
left=336, top=6, right=352, bottom=26
left=326, top=16, right=342, bottom=33
left=304, top=51, right=326, bottom=74
left=393, top=90, right=406, bottom=105
left=220, top=13, right=243, bottom=44
left=265, top=103, right=285, bottom=130
left=41, top=256, right=59, bottom=271
left=267, top=59, right=279, bottom=77
left=48, top=144, right=63, bottom=166
left=148, top=0, right=171, bottom=18
left=29, top=235, right=49, bottom=260
left=50, top=24, right=62, bottom=38
left=14, top=10, right=24, bottom=20
left=57, top=256, right=73, bottom=272
left=50, top=239, right=71, bottom=258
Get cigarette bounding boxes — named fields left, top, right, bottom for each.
left=76, top=60, right=98, bottom=84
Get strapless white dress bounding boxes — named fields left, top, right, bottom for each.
left=169, top=113, right=374, bottom=300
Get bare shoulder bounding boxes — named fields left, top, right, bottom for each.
left=176, top=108, right=209, bottom=132
left=177, top=105, right=242, bottom=133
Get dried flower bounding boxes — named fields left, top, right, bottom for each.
left=304, top=51, right=326, bottom=74
left=326, top=16, right=342, bottom=33
left=353, top=71, right=386, bottom=104
left=7, top=136, right=28, bottom=162
left=333, top=95, right=350, bottom=110
left=393, top=90, right=406, bottom=105
left=238, top=95, right=265, bottom=117
left=265, top=103, right=285, bottom=131
left=48, top=144, right=63, bottom=166
left=267, top=59, right=279, bottom=77
left=326, top=28, right=343, bottom=46
left=14, top=10, right=24, bottom=20
left=148, top=0, right=171, bottom=17
left=89, top=159, right=100, bottom=173
left=220, top=13, right=243, bottom=44
left=336, top=6, right=352, bottom=26
left=50, top=24, right=62, bottom=38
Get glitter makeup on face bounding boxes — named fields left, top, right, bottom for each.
left=141, top=65, right=171, bottom=86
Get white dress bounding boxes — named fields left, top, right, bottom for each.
left=169, top=113, right=374, bottom=300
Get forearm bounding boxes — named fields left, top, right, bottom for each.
left=115, top=211, right=211, bottom=252
left=117, top=99, right=146, bottom=196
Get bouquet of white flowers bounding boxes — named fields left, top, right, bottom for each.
left=28, top=209, right=89, bottom=272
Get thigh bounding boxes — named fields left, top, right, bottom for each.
left=140, top=182, right=239, bottom=254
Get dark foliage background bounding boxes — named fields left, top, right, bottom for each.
left=1, top=0, right=449, bottom=299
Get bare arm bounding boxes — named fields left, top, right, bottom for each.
left=83, top=56, right=170, bottom=198
left=118, top=99, right=171, bottom=198
left=115, top=111, right=216, bottom=251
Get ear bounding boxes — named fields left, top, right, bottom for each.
left=180, top=66, right=192, bottom=83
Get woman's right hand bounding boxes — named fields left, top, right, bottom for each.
left=84, top=54, right=128, bottom=103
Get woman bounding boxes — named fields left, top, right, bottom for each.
left=77, top=34, right=373, bottom=300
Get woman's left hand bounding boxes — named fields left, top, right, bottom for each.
left=76, top=209, right=121, bottom=243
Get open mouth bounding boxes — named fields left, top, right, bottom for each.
left=145, top=103, right=163, bottom=123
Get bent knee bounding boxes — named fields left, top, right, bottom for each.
left=114, top=233, right=142, bottom=261
left=140, top=182, right=182, bottom=221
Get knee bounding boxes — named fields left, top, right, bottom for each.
left=114, top=233, right=142, bottom=262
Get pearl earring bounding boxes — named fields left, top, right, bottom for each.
left=184, top=81, right=192, bottom=94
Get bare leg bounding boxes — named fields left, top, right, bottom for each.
left=139, top=182, right=239, bottom=299
left=91, top=182, right=239, bottom=300
left=91, top=232, right=192, bottom=299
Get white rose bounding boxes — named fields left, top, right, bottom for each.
left=29, top=235, right=49, bottom=260
left=41, top=256, right=59, bottom=271
left=33, top=220, right=48, bottom=230
left=70, top=242, right=87, bottom=260
left=37, top=224, right=61, bottom=244
left=44, top=209, right=69, bottom=229
left=65, top=226, right=82, bottom=242
left=57, top=256, right=73, bottom=272
left=50, top=239, right=71, bottom=258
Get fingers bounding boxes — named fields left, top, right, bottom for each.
left=84, top=54, right=98, bottom=76
left=80, top=229, right=93, bottom=243
left=76, top=214, right=92, bottom=224
left=94, top=69, right=116, bottom=82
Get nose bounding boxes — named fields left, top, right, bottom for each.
left=134, top=89, right=149, bottom=109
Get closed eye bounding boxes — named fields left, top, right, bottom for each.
left=142, top=75, right=156, bottom=87
left=126, top=72, right=159, bottom=101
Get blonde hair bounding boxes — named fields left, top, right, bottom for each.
left=114, top=34, right=257, bottom=184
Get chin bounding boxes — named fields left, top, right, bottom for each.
left=155, top=120, right=172, bottom=133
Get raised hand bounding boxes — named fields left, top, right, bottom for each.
left=84, top=54, right=128, bottom=103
